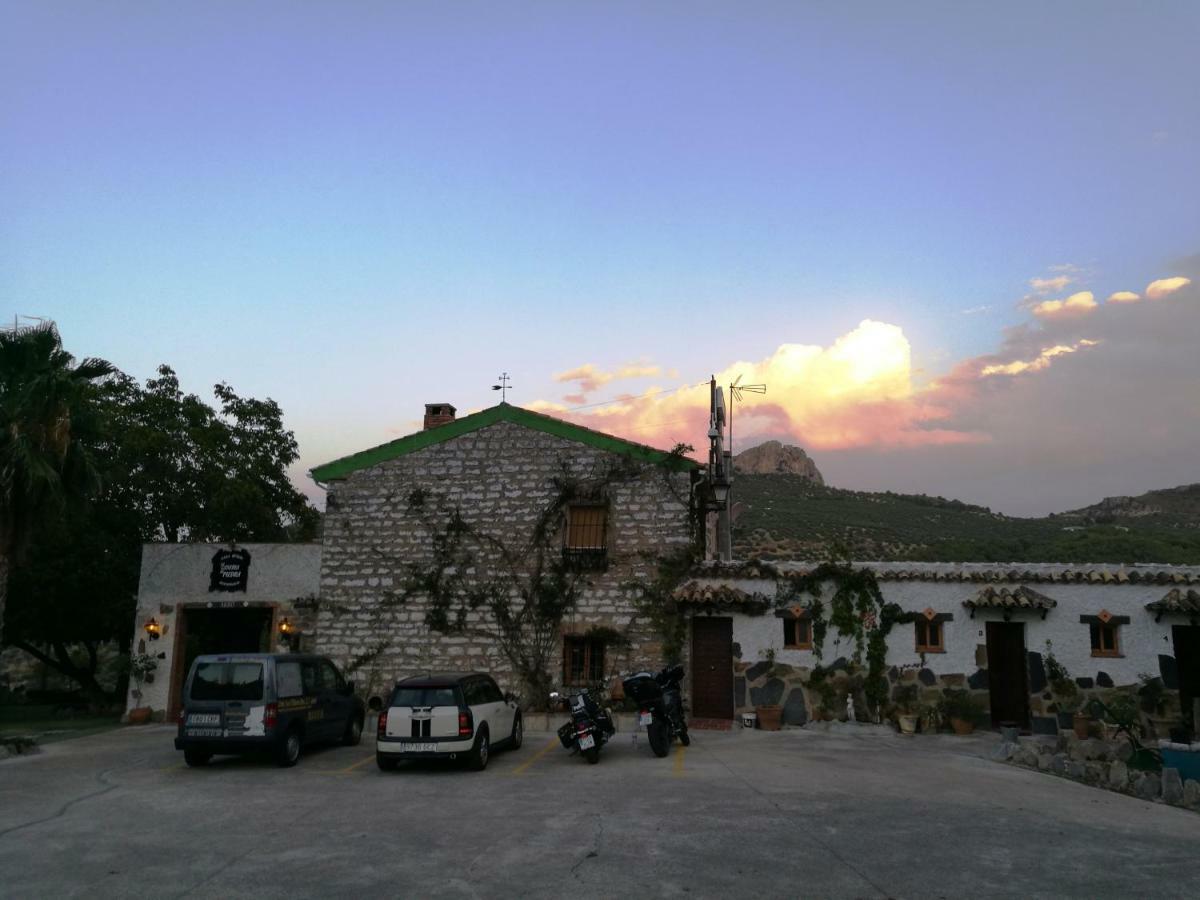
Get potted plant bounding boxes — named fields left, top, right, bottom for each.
left=1044, top=641, right=1082, bottom=733
left=892, top=684, right=920, bottom=735
left=756, top=703, right=783, bottom=731
left=938, top=689, right=982, bottom=735
left=127, top=653, right=157, bottom=725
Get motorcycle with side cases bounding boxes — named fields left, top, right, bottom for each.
left=554, top=688, right=616, bottom=764
left=622, top=664, right=689, bottom=758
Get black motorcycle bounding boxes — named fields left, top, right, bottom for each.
left=554, top=688, right=615, bottom=764
left=622, top=665, right=690, bottom=758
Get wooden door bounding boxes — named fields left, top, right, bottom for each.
left=691, top=617, right=734, bottom=719
left=986, top=622, right=1030, bottom=728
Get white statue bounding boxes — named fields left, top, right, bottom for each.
left=846, top=694, right=855, bottom=723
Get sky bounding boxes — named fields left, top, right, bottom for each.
left=3, top=2, right=1198, bottom=516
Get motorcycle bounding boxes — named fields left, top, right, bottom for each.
left=553, top=688, right=615, bottom=764
left=622, top=664, right=689, bottom=758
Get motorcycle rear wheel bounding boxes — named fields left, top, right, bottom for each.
left=648, top=720, right=670, bottom=758
left=584, top=747, right=600, bottom=764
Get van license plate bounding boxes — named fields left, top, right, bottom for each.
left=404, top=743, right=436, bottom=753
left=188, top=714, right=220, bottom=725
left=578, top=734, right=595, bottom=750
left=639, top=712, right=653, bottom=726
left=187, top=728, right=222, bottom=737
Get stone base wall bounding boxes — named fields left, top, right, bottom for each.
left=997, top=733, right=1200, bottom=811
left=735, top=654, right=1187, bottom=739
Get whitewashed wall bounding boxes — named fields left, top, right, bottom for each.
left=125, top=543, right=321, bottom=716
left=729, top=579, right=1182, bottom=684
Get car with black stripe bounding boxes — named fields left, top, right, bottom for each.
left=376, top=672, right=523, bottom=771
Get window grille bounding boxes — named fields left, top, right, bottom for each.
left=563, top=504, right=607, bottom=570
left=563, top=635, right=605, bottom=685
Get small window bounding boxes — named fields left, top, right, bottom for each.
left=1090, top=622, right=1121, bottom=657
left=915, top=619, right=944, bottom=653
left=563, top=635, right=605, bottom=685
left=783, top=618, right=812, bottom=649
left=563, top=505, right=607, bottom=570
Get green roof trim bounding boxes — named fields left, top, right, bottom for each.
left=309, top=403, right=699, bottom=483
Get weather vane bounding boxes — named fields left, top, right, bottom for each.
left=491, top=372, right=512, bottom=402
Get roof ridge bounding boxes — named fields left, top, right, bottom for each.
left=310, top=402, right=699, bottom=482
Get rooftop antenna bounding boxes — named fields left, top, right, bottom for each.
left=491, top=372, right=512, bottom=402
left=727, top=374, right=767, bottom=460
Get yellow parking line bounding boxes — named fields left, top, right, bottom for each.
left=509, top=737, right=559, bottom=775
left=672, top=744, right=686, bottom=776
left=337, top=753, right=377, bottom=774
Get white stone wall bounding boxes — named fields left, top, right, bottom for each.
left=125, top=542, right=321, bottom=716
left=728, top=577, right=1185, bottom=686
left=315, top=419, right=695, bottom=703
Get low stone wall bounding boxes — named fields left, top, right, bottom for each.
left=996, top=733, right=1200, bottom=811
left=736, top=657, right=989, bottom=726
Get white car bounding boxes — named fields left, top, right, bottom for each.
left=376, top=672, right=523, bottom=771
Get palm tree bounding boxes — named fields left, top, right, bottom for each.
left=0, top=322, right=114, bottom=641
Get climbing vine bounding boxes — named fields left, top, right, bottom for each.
left=390, top=453, right=678, bottom=707
left=625, top=547, right=698, bottom=664
left=775, top=560, right=916, bottom=712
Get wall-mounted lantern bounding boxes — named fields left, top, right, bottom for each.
left=279, top=618, right=296, bottom=636
left=144, top=617, right=162, bottom=641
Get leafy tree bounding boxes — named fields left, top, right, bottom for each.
left=3, top=348, right=319, bottom=698
left=0, top=323, right=113, bottom=643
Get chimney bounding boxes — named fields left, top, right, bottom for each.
left=423, top=403, right=457, bottom=430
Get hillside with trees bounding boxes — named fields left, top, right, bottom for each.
left=732, top=473, right=1200, bottom=565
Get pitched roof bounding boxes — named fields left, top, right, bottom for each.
left=962, top=585, right=1058, bottom=616
left=1146, top=588, right=1200, bottom=620
left=310, top=402, right=699, bottom=483
left=671, top=580, right=773, bottom=612
left=691, top=559, right=1200, bottom=585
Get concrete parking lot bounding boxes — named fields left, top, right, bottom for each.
left=1, top=722, right=1198, bottom=899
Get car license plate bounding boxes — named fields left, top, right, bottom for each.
left=187, top=728, right=222, bottom=737
left=403, top=743, right=437, bottom=753
left=639, top=712, right=653, bottom=726
left=188, top=714, right=220, bottom=725
left=578, top=734, right=595, bottom=750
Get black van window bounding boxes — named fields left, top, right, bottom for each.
left=277, top=662, right=303, bottom=698
left=319, top=660, right=343, bottom=691
left=191, top=662, right=265, bottom=701
left=300, top=661, right=319, bottom=695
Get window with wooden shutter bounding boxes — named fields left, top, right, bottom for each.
left=563, top=504, right=607, bottom=571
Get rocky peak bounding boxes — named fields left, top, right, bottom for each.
left=734, top=441, right=824, bottom=484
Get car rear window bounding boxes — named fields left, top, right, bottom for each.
left=190, top=662, right=265, bottom=701
left=390, top=686, right=458, bottom=707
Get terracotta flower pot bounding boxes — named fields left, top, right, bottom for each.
left=756, top=705, right=783, bottom=731
left=950, top=717, right=975, bottom=735
left=1072, top=712, right=1090, bottom=740
left=128, top=707, right=153, bottom=725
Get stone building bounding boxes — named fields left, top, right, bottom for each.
left=309, top=402, right=699, bottom=704
left=676, top=560, right=1200, bottom=736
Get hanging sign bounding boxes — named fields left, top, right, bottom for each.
left=209, top=548, right=252, bottom=592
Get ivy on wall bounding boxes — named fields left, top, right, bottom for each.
left=774, top=560, right=917, bottom=712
